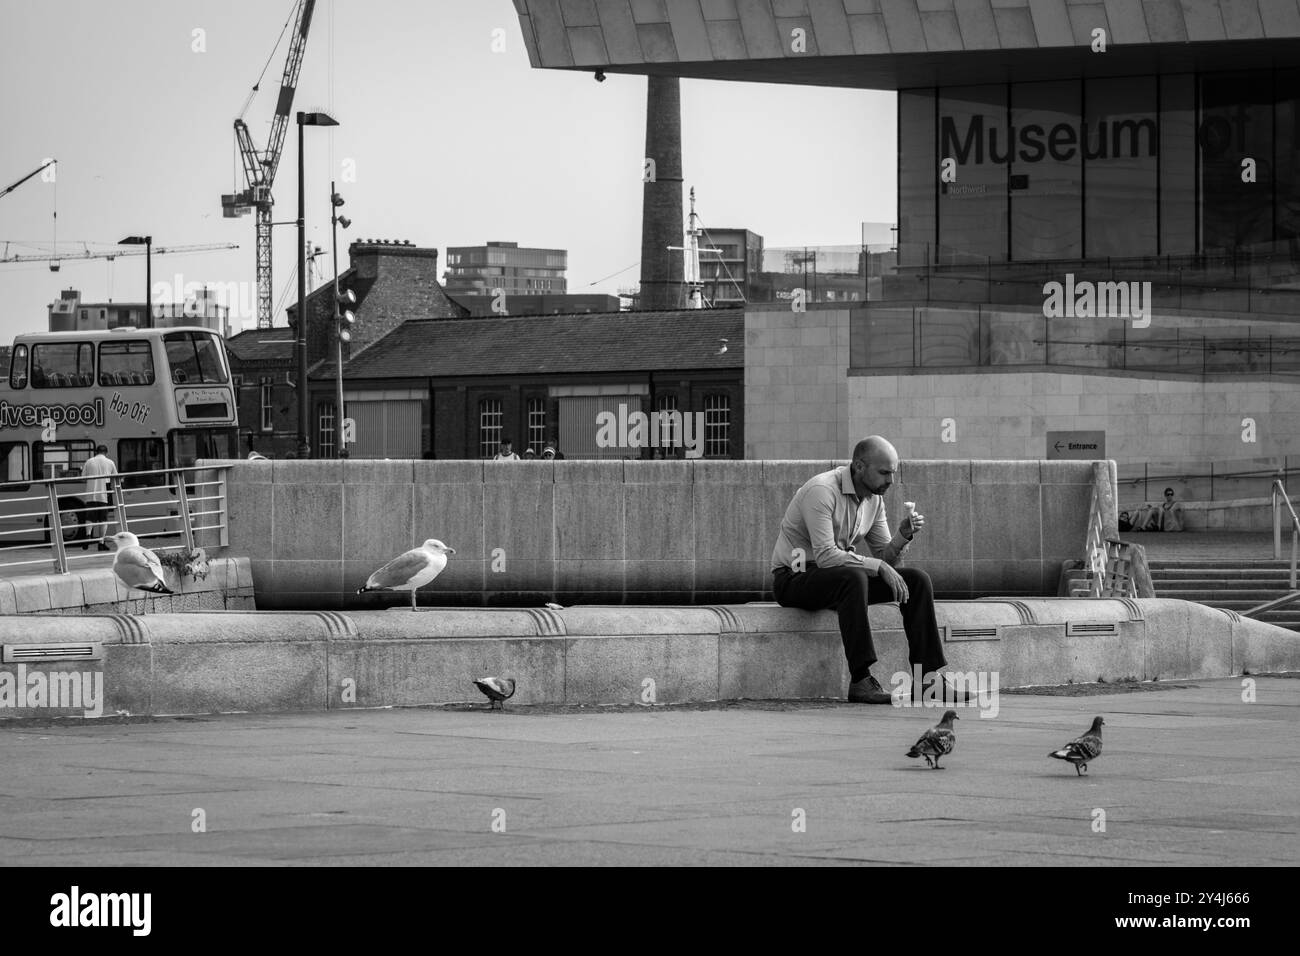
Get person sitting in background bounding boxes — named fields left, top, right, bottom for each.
left=1128, top=503, right=1159, bottom=532
left=493, top=440, right=520, bottom=461
left=523, top=447, right=537, bottom=460
left=1159, top=488, right=1186, bottom=532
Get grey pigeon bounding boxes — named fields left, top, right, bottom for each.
left=105, top=532, right=173, bottom=595
left=906, top=709, right=958, bottom=769
left=473, top=677, right=516, bottom=711
left=1050, top=716, right=1105, bottom=775
left=357, top=539, right=454, bottom=610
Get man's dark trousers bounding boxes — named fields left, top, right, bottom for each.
left=772, top=564, right=946, bottom=683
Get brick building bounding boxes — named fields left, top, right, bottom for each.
left=225, top=326, right=298, bottom=457
left=309, top=308, right=744, bottom=460
left=227, top=239, right=469, bottom=457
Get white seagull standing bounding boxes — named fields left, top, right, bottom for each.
left=358, top=539, right=455, bottom=610
left=105, top=532, right=173, bottom=595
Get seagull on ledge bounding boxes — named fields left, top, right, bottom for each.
left=357, top=539, right=455, bottom=610
left=104, top=532, right=173, bottom=595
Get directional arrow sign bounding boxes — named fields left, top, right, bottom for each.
left=1047, top=430, right=1105, bottom=461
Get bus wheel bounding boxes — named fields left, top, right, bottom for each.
left=43, top=502, right=86, bottom=545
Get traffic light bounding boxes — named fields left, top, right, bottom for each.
left=336, top=288, right=356, bottom=342
left=332, top=189, right=351, bottom=229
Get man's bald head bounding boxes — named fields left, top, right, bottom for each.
left=852, top=436, right=898, bottom=466
left=850, top=436, right=899, bottom=497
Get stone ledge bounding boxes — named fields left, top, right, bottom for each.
left=0, top=598, right=1293, bottom=718
left=0, top=557, right=255, bottom=617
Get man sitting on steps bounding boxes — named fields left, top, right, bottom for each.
left=770, top=436, right=972, bottom=705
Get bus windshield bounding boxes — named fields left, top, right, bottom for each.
left=165, top=331, right=228, bottom=385
left=170, top=429, right=238, bottom=469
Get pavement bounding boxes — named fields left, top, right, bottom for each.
left=1, top=676, right=1297, bottom=867
left=1130, top=531, right=1279, bottom=562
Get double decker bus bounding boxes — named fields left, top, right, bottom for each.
left=0, top=324, right=238, bottom=545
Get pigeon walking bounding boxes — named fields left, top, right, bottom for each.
left=906, top=709, right=959, bottom=769
left=105, top=532, right=173, bottom=596
left=357, top=539, right=455, bottom=610
left=1050, top=716, right=1105, bottom=775
left=473, top=677, right=516, bottom=711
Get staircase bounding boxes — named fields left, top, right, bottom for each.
left=1148, top=559, right=1300, bottom=631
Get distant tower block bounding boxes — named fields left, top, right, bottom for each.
left=639, top=76, right=684, bottom=311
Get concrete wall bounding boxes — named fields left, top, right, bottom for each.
left=1, top=598, right=1292, bottom=718
left=1122, top=497, right=1278, bottom=533
left=745, top=308, right=1300, bottom=466
left=223, top=458, right=1102, bottom=609
left=744, top=308, right=849, bottom=460
left=848, top=371, right=1300, bottom=464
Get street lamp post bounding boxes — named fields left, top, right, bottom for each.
left=295, top=110, right=339, bottom=459
left=118, top=235, right=152, bottom=324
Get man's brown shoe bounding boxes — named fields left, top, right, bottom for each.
left=847, top=674, right=891, bottom=704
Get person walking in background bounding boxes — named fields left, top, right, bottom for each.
left=493, top=439, right=520, bottom=461
left=80, top=443, right=118, bottom=551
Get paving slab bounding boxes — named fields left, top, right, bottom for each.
left=0, top=677, right=1297, bottom=866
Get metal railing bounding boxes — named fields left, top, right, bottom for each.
left=1270, top=479, right=1300, bottom=590
left=1081, top=482, right=1108, bottom=597
left=1120, top=460, right=1290, bottom=504
left=0, top=465, right=230, bottom=575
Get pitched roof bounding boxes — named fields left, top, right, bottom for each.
left=314, top=308, right=744, bottom=380
left=225, top=326, right=296, bottom=362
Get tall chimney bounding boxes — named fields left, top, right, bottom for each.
left=639, top=76, right=684, bottom=311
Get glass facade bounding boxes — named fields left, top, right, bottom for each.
left=850, top=305, right=1300, bottom=374
left=900, top=68, right=1300, bottom=265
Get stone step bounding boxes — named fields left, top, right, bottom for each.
left=1149, top=561, right=1300, bottom=567
left=1159, top=589, right=1300, bottom=602
left=1174, top=597, right=1300, bottom=614
left=1152, top=579, right=1298, bottom=589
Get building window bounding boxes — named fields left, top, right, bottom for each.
left=527, top=398, right=546, bottom=454
left=479, top=398, right=502, bottom=459
left=259, top=377, right=273, bottom=432
left=704, top=393, right=730, bottom=458
left=655, top=393, right=679, bottom=454
left=318, top=402, right=337, bottom=459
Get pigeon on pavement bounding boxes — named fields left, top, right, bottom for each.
left=1050, top=716, right=1105, bottom=775
left=105, top=532, right=173, bottom=595
left=906, top=709, right=959, bottom=769
left=357, top=539, right=455, bottom=610
left=473, top=677, right=517, bottom=711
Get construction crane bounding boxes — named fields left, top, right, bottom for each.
left=0, top=242, right=239, bottom=271
left=0, top=159, right=56, bottom=201
left=221, top=0, right=316, bottom=329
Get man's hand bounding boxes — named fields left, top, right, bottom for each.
left=901, top=510, right=925, bottom=540
left=878, top=563, right=910, bottom=604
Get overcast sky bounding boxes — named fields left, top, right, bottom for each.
left=0, top=0, right=896, bottom=341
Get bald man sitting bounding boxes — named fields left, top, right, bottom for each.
left=771, top=437, right=969, bottom=705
